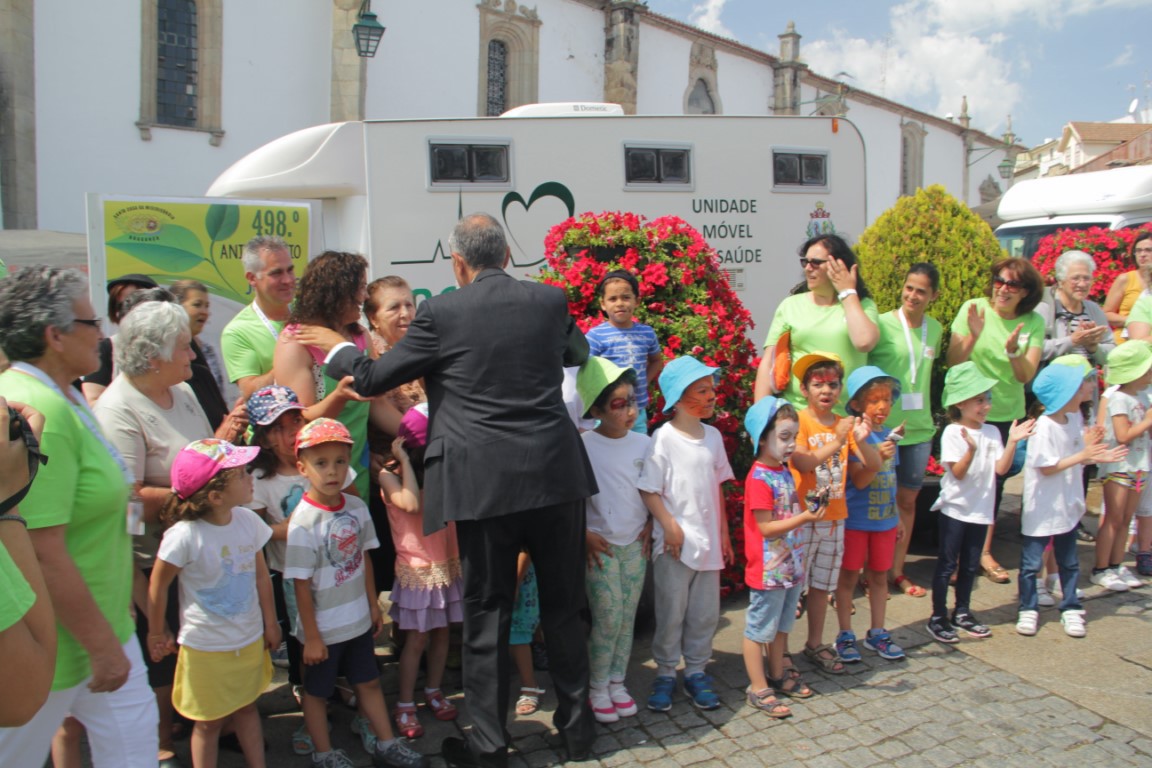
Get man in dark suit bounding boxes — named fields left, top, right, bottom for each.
left=300, top=213, right=597, bottom=767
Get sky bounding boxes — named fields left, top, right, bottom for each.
left=645, top=0, right=1152, bottom=147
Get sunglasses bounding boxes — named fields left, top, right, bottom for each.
left=72, top=317, right=104, bottom=328
left=608, top=395, right=638, bottom=411
left=993, top=276, right=1024, bottom=292
left=799, top=257, right=827, bottom=269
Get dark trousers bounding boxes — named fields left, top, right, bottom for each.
left=455, top=501, right=594, bottom=760
left=270, top=571, right=303, bottom=686
left=931, top=515, right=987, bottom=619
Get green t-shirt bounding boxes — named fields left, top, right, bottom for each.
left=221, top=303, right=284, bottom=384
left=766, top=293, right=880, bottom=412
left=1126, top=294, right=1152, bottom=330
left=950, top=297, right=1045, bottom=422
left=869, top=311, right=943, bottom=445
left=0, top=541, right=34, bottom=633
left=0, top=370, right=134, bottom=690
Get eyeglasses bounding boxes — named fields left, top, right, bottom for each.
left=608, top=396, right=638, bottom=411
left=1134, top=246, right=1152, bottom=255
left=799, top=257, right=827, bottom=269
left=71, top=317, right=103, bottom=328
left=1064, top=275, right=1093, bottom=284
left=993, top=276, right=1024, bottom=292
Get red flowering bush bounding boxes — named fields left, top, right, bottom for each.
left=925, top=455, right=946, bottom=477
left=1031, top=224, right=1152, bottom=299
left=537, top=211, right=758, bottom=595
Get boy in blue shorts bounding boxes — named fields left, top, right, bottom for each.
left=587, top=270, right=664, bottom=432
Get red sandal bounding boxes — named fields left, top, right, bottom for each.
left=393, top=703, right=423, bottom=739
left=424, top=688, right=457, bottom=721
left=893, top=574, right=926, bottom=598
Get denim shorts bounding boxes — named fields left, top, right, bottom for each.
left=743, top=584, right=802, bottom=643
left=895, top=441, right=933, bottom=490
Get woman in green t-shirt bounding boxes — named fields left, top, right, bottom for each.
left=869, top=263, right=943, bottom=598
left=946, top=257, right=1046, bottom=584
left=754, top=234, right=880, bottom=410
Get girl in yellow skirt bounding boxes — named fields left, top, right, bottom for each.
left=147, top=439, right=281, bottom=768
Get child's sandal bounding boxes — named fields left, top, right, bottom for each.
left=893, top=574, right=926, bottom=598
left=803, top=643, right=846, bottom=675
left=393, top=703, right=424, bottom=739
left=516, top=686, right=545, bottom=716
left=424, top=689, right=458, bottom=721
left=745, top=687, right=792, bottom=718
left=768, top=671, right=813, bottom=699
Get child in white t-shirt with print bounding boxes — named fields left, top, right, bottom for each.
left=576, top=357, right=652, bottom=724
left=1017, top=365, right=1123, bottom=638
left=147, top=439, right=278, bottom=768
left=638, top=356, right=735, bottom=713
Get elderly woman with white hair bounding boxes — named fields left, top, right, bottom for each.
left=93, top=300, right=239, bottom=768
left=0, top=266, right=159, bottom=766
left=1037, top=249, right=1114, bottom=367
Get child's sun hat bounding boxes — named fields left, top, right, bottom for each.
left=942, top=361, right=997, bottom=408
left=295, top=417, right=354, bottom=455
left=1105, top=340, right=1152, bottom=385
left=576, top=356, right=637, bottom=417
left=1032, top=363, right=1085, bottom=413
left=658, top=356, right=719, bottom=413
left=844, top=365, right=901, bottom=416
left=246, top=384, right=306, bottom=426
left=745, top=396, right=791, bottom=450
left=398, top=402, right=430, bottom=449
left=1049, top=354, right=1094, bottom=378
left=171, top=439, right=259, bottom=500
left=792, top=350, right=842, bottom=384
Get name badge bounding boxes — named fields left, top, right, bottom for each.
left=901, top=392, right=925, bottom=411
left=1018, top=333, right=1031, bottom=347
left=923, top=346, right=935, bottom=360
left=127, top=498, right=145, bottom=536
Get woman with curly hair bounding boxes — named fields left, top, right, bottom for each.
left=274, top=251, right=401, bottom=498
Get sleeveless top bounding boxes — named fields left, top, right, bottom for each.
left=1115, top=270, right=1147, bottom=344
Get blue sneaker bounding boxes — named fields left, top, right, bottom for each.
left=863, top=629, right=905, bottom=660
left=835, top=630, right=862, bottom=663
left=682, top=673, right=720, bottom=710
left=647, top=675, right=676, bottom=712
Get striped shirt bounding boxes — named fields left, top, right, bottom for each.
left=284, top=493, right=379, bottom=645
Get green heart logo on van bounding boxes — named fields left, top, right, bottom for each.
left=501, top=182, right=576, bottom=267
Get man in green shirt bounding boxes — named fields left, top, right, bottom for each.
left=221, top=236, right=298, bottom=398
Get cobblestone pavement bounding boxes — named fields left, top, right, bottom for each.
left=84, top=488, right=1152, bottom=767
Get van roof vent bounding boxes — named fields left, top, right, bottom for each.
left=499, top=102, right=624, bottom=117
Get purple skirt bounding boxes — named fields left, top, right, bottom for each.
left=388, top=577, right=464, bottom=633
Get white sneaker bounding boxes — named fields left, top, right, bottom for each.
left=1016, top=610, right=1039, bottom=636
left=1090, top=569, right=1129, bottom=592
left=1035, top=579, right=1055, bottom=607
left=590, top=689, right=619, bottom=724
left=1116, top=565, right=1144, bottom=588
left=1048, top=575, right=1087, bottom=600
left=1061, top=609, right=1087, bottom=638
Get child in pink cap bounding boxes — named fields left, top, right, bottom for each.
left=147, top=438, right=279, bottom=768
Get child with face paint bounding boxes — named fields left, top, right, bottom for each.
left=741, top=397, right=827, bottom=718
left=788, top=352, right=880, bottom=675
left=638, top=357, right=736, bottom=712
left=835, top=367, right=905, bottom=662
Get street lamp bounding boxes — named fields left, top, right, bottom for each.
left=997, top=156, right=1015, bottom=180
left=353, top=0, right=385, bottom=58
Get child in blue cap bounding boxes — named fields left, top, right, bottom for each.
left=638, top=356, right=735, bottom=712
left=1018, top=365, right=1125, bottom=638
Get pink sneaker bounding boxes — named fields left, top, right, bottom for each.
left=608, top=682, right=638, bottom=717
left=590, top=690, right=619, bottom=724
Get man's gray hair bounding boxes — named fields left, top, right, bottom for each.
left=0, top=267, right=88, bottom=362
left=242, top=235, right=290, bottom=276
left=115, top=301, right=190, bottom=376
left=1054, top=250, right=1096, bottom=282
left=447, top=213, right=508, bottom=270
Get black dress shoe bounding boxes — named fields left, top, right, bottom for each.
left=441, top=736, right=508, bottom=768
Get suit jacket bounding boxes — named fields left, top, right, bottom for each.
left=329, top=269, right=598, bottom=532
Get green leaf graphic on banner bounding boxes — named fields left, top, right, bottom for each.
left=205, top=204, right=240, bottom=242
left=106, top=224, right=206, bottom=273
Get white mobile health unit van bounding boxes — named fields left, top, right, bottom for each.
left=206, top=105, right=867, bottom=332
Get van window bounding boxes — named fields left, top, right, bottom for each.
left=996, top=222, right=1111, bottom=260
left=430, top=143, right=509, bottom=183
left=624, top=146, right=691, bottom=185
left=773, top=150, right=827, bottom=188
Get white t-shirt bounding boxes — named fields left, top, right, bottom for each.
left=1100, top=389, right=1152, bottom=476
left=583, top=430, right=651, bottom=546
left=637, top=423, right=735, bottom=571
left=1023, top=413, right=1085, bottom=537
left=95, top=375, right=213, bottom=565
left=283, top=493, right=379, bottom=645
left=157, top=506, right=272, bottom=651
left=933, top=423, right=1004, bottom=525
